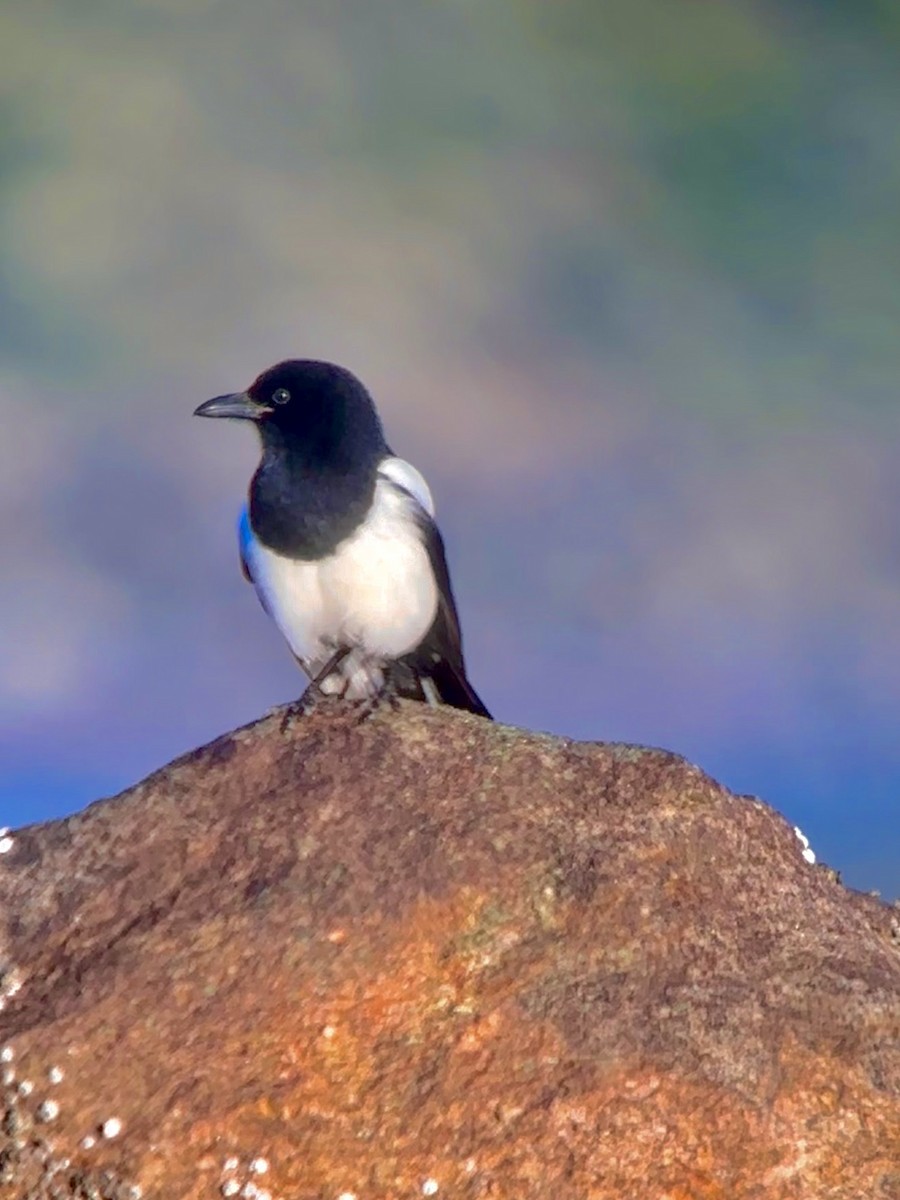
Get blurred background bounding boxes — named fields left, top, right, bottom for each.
left=1, top=0, right=898, bottom=896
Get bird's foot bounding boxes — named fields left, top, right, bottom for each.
left=353, top=677, right=402, bottom=724
left=278, top=648, right=357, bottom=732
left=278, top=687, right=334, bottom=732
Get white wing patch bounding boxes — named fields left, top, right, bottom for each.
left=377, top=456, right=435, bottom=517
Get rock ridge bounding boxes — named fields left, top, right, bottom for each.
left=0, top=704, right=897, bottom=1198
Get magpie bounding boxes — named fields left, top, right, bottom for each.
left=194, top=359, right=491, bottom=718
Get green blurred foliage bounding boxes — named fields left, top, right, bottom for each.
left=2, top=0, right=900, bottom=422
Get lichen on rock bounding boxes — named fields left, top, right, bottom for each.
left=0, top=704, right=897, bottom=1198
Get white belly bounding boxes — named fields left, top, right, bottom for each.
left=241, top=478, right=438, bottom=697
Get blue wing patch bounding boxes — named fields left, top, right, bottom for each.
left=238, top=505, right=254, bottom=584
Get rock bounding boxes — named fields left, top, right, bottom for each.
left=0, top=704, right=897, bottom=1199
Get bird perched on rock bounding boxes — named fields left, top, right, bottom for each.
left=194, top=359, right=491, bottom=718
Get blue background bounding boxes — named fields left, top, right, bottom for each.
left=1, top=1, right=897, bottom=897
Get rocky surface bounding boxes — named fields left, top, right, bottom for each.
left=0, top=704, right=898, bottom=1199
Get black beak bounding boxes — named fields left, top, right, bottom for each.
left=193, top=392, right=267, bottom=421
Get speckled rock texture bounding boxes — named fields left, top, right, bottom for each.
left=0, top=704, right=898, bottom=1200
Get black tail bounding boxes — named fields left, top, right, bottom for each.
left=388, top=655, right=492, bottom=719
left=427, top=657, right=492, bottom=719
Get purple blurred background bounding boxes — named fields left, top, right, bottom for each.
left=1, top=1, right=898, bottom=895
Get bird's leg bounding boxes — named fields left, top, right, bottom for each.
left=354, top=663, right=401, bottom=723
left=279, top=647, right=352, bottom=731
left=311, top=647, right=353, bottom=693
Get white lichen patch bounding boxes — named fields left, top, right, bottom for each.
left=81, top=1134, right=96, bottom=1150
left=793, top=826, right=817, bottom=865
left=101, top=1116, right=123, bottom=1139
left=36, top=1098, right=60, bottom=1122
left=422, top=1180, right=439, bottom=1196
left=0, top=1055, right=143, bottom=1199
left=0, top=835, right=14, bottom=855
left=217, top=1153, right=283, bottom=1200
left=3, top=973, right=23, bottom=998
left=337, top=1192, right=358, bottom=1200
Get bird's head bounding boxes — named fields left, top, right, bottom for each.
left=194, top=359, right=387, bottom=464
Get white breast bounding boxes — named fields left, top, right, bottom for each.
left=240, top=469, right=438, bottom=697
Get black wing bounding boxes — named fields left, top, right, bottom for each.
left=392, top=509, right=492, bottom=719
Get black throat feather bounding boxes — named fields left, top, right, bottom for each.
left=248, top=421, right=383, bottom=560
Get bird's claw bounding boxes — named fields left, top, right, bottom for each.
left=278, top=687, right=332, bottom=732
left=353, top=680, right=401, bottom=724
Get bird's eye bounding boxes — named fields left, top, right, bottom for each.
left=272, top=388, right=291, bottom=405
